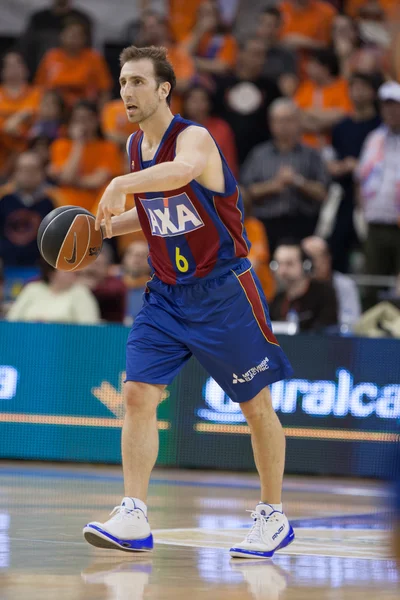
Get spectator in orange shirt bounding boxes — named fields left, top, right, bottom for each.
left=141, top=0, right=203, bottom=42
left=295, top=49, right=353, bottom=148
left=35, top=19, right=112, bottom=109
left=279, top=0, right=337, bottom=78
left=279, top=0, right=337, bottom=51
left=48, top=101, right=123, bottom=212
left=101, top=100, right=139, bottom=153
left=183, top=85, right=238, bottom=177
left=0, top=52, right=41, bottom=180
left=126, top=10, right=195, bottom=114
left=183, top=0, right=238, bottom=76
left=242, top=188, right=276, bottom=302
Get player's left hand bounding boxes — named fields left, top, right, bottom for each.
left=95, top=179, right=126, bottom=238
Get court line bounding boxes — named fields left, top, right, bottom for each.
left=195, top=423, right=400, bottom=442
left=0, top=413, right=170, bottom=429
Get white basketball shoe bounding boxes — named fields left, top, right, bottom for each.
left=83, top=497, right=153, bottom=552
left=230, top=503, right=295, bottom=558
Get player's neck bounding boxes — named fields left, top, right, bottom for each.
left=139, top=107, right=175, bottom=150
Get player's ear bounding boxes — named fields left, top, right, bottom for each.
left=159, top=81, right=171, bottom=102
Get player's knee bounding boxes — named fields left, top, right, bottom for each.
left=240, top=387, right=273, bottom=421
left=124, top=381, right=164, bottom=415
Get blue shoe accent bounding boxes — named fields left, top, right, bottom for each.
left=230, top=525, right=295, bottom=558
left=85, top=524, right=154, bottom=551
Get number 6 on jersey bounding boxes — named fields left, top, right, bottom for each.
left=175, top=247, right=189, bottom=272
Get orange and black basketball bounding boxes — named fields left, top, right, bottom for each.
left=37, top=206, right=103, bottom=272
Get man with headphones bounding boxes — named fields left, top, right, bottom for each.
left=269, top=239, right=338, bottom=332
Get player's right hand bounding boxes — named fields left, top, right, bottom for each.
left=95, top=178, right=126, bottom=238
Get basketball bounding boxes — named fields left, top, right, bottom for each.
left=37, top=206, right=103, bottom=272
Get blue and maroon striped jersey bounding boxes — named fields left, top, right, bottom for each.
left=128, top=114, right=250, bottom=285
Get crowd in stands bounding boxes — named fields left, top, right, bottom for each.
left=0, top=0, right=400, bottom=337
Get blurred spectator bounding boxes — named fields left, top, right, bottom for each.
left=327, top=72, right=382, bottom=272
left=19, top=0, right=93, bottom=77
left=269, top=240, right=338, bottom=332
left=295, top=49, right=353, bottom=149
left=233, top=0, right=276, bottom=45
left=101, top=100, right=139, bottom=152
left=241, top=188, right=276, bottom=302
left=28, top=136, right=54, bottom=177
left=28, top=90, right=65, bottom=142
left=183, top=85, right=238, bottom=177
left=0, top=152, right=56, bottom=267
left=213, top=38, right=281, bottom=164
left=302, top=235, right=361, bottom=329
left=77, top=246, right=127, bottom=323
left=48, top=101, right=123, bottom=212
left=356, top=1, right=392, bottom=49
left=6, top=259, right=99, bottom=324
left=0, top=52, right=41, bottom=181
left=126, top=10, right=195, bottom=115
left=35, top=20, right=112, bottom=109
left=241, top=99, right=329, bottom=254
left=121, top=240, right=151, bottom=321
left=356, top=81, right=400, bottom=306
left=345, top=0, right=397, bottom=20
left=182, top=0, right=238, bottom=76
left=332, top=14, right=361, bottom=79
left=156, top=0, right=204, bottom=43
left=279, top=0, right=337, bottom=78
left=254, top=7, right=298, bottom=97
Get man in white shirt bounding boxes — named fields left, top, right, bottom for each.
left=356, top=81, right=400, bottom=306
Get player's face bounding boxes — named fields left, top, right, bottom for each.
left=120, top=59, right=169, bottom=124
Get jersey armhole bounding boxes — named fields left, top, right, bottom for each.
left=126, top=133, right=136, bottom=158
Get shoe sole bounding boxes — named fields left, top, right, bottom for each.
left=83, top=528, right=153, bottom=553
left=229, top=526, right=295, bottom=559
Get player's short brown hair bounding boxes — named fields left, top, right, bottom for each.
left=119, top=45, right=176, bottom=106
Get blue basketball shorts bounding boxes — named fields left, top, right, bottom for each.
left=126, top=258, right=293, bottom=403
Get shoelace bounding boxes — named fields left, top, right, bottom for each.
left=245, top=510, right=280, bottom=543
left=108, top=505, right=142, bottom=522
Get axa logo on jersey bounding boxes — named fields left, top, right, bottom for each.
left=139, top=193, right=204, bottom=237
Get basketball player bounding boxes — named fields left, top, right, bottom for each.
left=83, top=46, right=295, bottom=558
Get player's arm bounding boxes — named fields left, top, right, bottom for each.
left=95, top=127, right=212, bottom=236
left=101, top=206, right=142, bottom=238
left=116, top=126, right=211, bottom=194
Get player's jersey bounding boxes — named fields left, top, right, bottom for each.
left=128, top=114, right=250, bottom=285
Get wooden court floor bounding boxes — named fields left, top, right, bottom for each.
left=0, top=461, right=398, bottom=599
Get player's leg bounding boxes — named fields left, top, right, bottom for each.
left=84, top=284, right=191, bottom=552
left=187, top=260, right=294, bottom=558
left=83, top=381, right=163, bottom=553
left=239, top=386, right=285, bottom=505
left=122, top=381, right=165, bottom=501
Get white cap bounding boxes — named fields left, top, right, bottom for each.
left=378, top=81, right=400, bottom=103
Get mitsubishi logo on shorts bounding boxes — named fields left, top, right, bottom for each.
left=233, top=357, right=270, bottom=384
